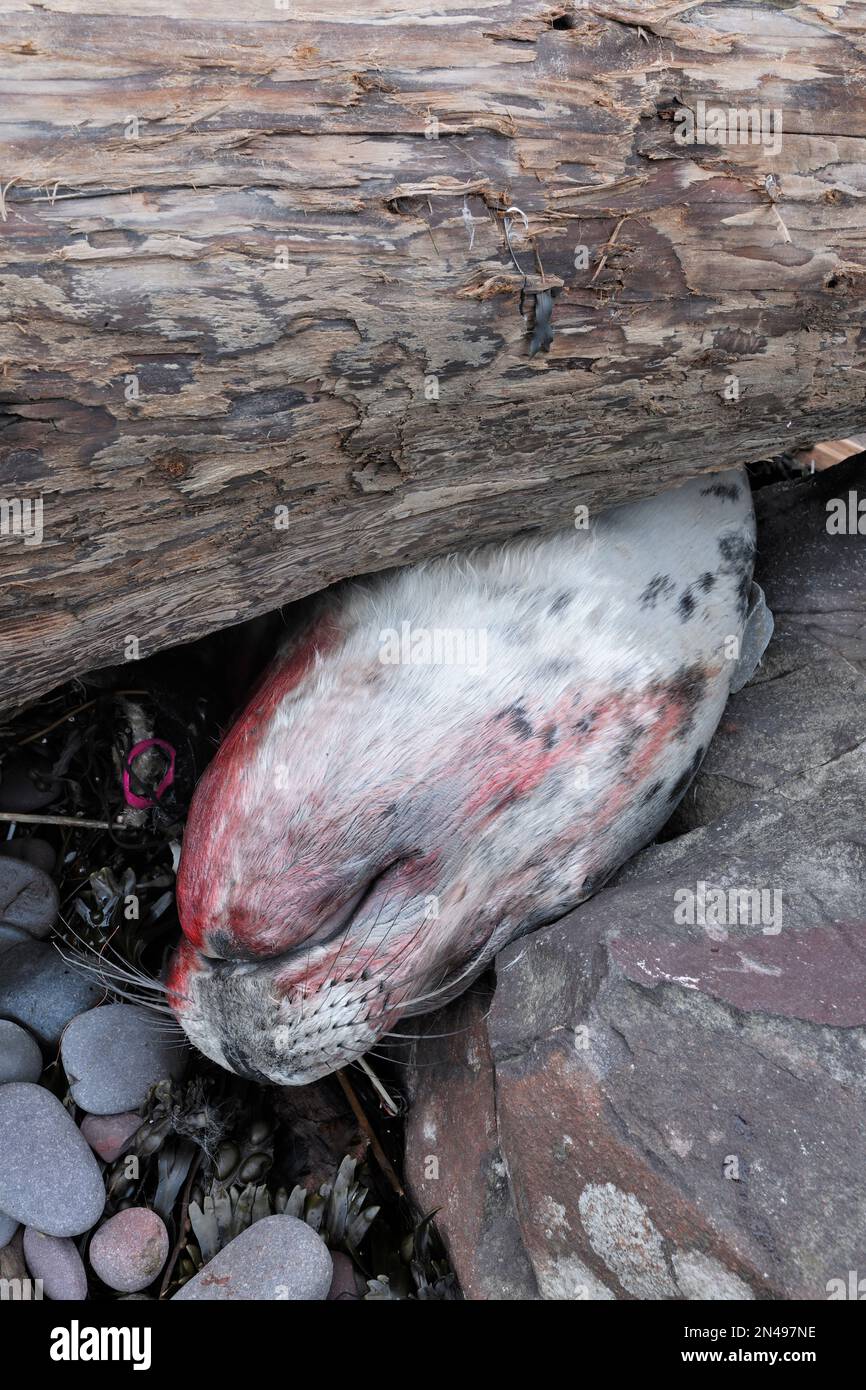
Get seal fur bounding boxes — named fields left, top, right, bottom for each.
left=169, top=469, right=767, bottom=1084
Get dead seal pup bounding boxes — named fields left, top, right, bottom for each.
left=168, top=470, right=772, bottom=1084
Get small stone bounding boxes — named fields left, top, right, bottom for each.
left=173, top=1215, right=333, bottom=1301
left=0, top=939, right=102, bottom=1046
left=328, top=1250, right=361, bottom=1300
left=0, top=857, right=58, bottom=939
left=0, top=1207, right=19, bottom=1250
left=23, top=1228, right=88, bottom=1300
left=61, top=1004, right=186, bottom=1114
left=0, top=1226, right=25, bottom=1283
left=0, top=754, right=61, bottom=813
left=89, top=1209, right=169, bottom=1293
left=0, top=1021, right=42, bottom=1085
left=80, top=1111, right=141, bottom=1162
left=0, top=924, right=30, bottom=956
left=0, top=1082, right=105, bottom=1237
left=0, top=839, right=56, bottom=875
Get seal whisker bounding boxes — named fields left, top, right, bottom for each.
left=55, top=947, right=183, bottom=1016
left=57, top=914, right=172, bottom=995
left=330, top=878, right=416, bottom=994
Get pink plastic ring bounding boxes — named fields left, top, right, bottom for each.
left=123, top=738, right=176, bottom=809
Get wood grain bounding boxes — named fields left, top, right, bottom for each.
left=1, top=0, right=864, bottom=713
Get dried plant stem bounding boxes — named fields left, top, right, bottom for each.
left=0, top=811, right=111, bottom=829
left=356, top=1056, right=399, bottom=1116
left=336, top=1068, right=404, bottom=1197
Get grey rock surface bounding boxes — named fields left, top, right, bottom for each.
left=23, top=1227, right=89, bottom=1300
left=0, top=856, right=58, bottom=939
left=0, top=938, right=102, bottom=1046
left=0, top=924, right=30, bottom=956
left=0, top=1082, right=105, bottom=1237
left=0, top=1206, right=19, bottom=1250
left=0, top=754, right=60, bottom=813
left=0, top=839, right=56, bottom=875
left=60, top=1003, right=186, bottom=1113
left=172, top=1215, right=332, bottom=1301
left=0, top=1020, right=42, bottom=1085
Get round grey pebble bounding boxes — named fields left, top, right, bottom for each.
left=0, top=1021, right=42, bottom=1085
left=0, top=924, right=30, bottom=957
left=0, top=1206, right=19, bottom=1250
left=89, top=1209, right=169, bottom=1293
left=61, top=1004, right=186, bottom=1114
left=0, top=754, right=60, bottom=813
left=0, top=939, right=103, bottom=1046
left=172, top=1215, right=333, bottom=1301
left=0, top=838, right=56, bottom=876
left=0, top=1082, right=105, bottom=1237
left=23, top=1227, right=88, bottom=1300
left=0, top=857, right=58, bottom=939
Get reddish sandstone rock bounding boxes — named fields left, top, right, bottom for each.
left=89, top=1209, right=169, bottom=1294
left=405, top=464, right=866, bottom=1300
left=80, top=1111, right=141, bottom=1163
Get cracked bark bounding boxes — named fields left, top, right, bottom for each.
left=1, top=0, right=865, bottom=713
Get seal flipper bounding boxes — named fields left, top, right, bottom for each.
left=730, top=582, right=774, bottom=693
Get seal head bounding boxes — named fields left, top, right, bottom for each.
left=169, top=470, right=767, bottom=1084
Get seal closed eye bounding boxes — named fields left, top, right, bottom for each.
left=168, top=469, right=771, bottom=1085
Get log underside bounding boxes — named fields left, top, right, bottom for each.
left=0, top=0, right=865, bottom=713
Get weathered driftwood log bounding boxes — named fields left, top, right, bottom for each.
left=0, top=0, right=865, bottom=713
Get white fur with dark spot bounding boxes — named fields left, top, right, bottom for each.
left=169, top=469, right=767, bottom=1084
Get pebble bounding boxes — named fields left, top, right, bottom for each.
left=23, top=1228, right=88, bottom=1300
left=0, top=924, right=30, bottom=956
left=61, top=1004, right=186, bottom=1114
left=80, top=1111, right=141, bottom=1163
left=0, top=1020, right=42, bottom=1085
left=0, top=838, right=56, bottom=875
left=0, top=753, right=60, bottom=813
left=0, top=1082, right=105, bottom=1236
left=0, top=856, right=58, bottom=939
left=89, top=1209, right=169, bottom=1293
left=0, top=1207, right=19, bottom=1250
left=0, top=938, right=102, bottom=1046
left=172, top=1215, right=333, bottom=1301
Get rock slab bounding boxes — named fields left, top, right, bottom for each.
left=405, top=462, right=866, bottom=1300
